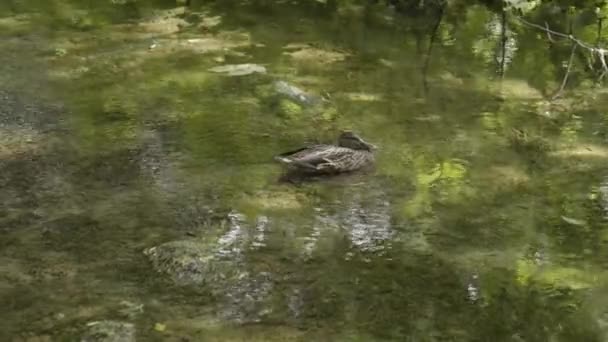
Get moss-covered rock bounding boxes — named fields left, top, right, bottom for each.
left=277, top=99, right=303, bottom=119
left=144, top=240, right=231, bottom=286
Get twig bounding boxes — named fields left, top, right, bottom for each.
left=552, top=42, right=577, bottom=99
left=544, top=22, right=554, bottom=42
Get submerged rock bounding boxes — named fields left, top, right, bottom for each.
left=208, top=63, right=266, bottom=76
left=282, top=45, right=349, bottom=64
left=144, top=213, right=281, bottom=323
left=273, top=80, right=324, bottom=108
left=81, top=321, right=135, bottom=342
left=0, top=126, right=43, bottom=158
left=144, top=240, right=224, bottom=286
left=340, top=92, right=384, bottom=102
left=268, top=80, right=337, bottom=122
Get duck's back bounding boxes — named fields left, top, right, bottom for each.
left=275, top=144, right=373, bottom=173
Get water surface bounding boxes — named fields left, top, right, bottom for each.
left=2, top=1, right=608, bottom=341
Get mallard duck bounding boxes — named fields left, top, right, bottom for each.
left=274, top=131, right=376, bottom=175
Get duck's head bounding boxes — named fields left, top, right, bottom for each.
left=337, top=131, right=377, bottom=151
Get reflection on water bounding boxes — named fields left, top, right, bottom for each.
left=312, top=189, right=394, bottom=255
left=600, top=179, right=608, bottom=219
left=2, top=0, right=608, bottom=340
left=220, top=270, right=275, bottom=324
left=342, top=193, right=393, bottom=253
left=217, top=211, right=248, bottom=258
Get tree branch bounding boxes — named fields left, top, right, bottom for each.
left=515, top=16, right=592, bottom=49
left=514, top=15, right=608, bottom=82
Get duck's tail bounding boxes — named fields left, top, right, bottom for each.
left=273, top=155, right=320, bottom=171
left=273, top=155, right=293, bottom=164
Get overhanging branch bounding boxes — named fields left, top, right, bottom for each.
left=514, top=15, right=608, bottom=78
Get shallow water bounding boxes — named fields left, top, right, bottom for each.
left=2, top=0, right=608, bottom=341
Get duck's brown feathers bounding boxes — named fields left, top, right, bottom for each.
left=274, top=144, right=374, bottom=174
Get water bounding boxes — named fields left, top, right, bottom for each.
left=2, top=0, right=608, bottom=341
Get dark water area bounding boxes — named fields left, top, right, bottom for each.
left=2, top=0, right=608, bottom=341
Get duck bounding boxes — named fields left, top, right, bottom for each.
left=274, top=131, right=376, bottom=175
